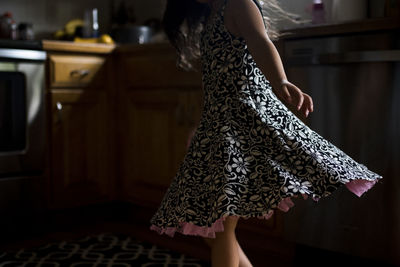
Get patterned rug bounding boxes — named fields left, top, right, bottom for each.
left=0, top=233, right=210, bottom=267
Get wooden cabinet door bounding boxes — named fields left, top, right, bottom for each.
left=50, top=90, right=112, bottom=209
left=118, top=89, right=203, bottom=207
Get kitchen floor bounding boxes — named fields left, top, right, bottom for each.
left=0, top=201, right=396, bottom=267
left=0, top=202, right=213, bottom=266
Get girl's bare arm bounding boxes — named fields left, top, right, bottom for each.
left=224, top=0, right=313, bottom=117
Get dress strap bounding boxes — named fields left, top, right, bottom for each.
left=250, top=0, right=267, bottom=29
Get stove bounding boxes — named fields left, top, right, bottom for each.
left=0, top=38, right=47, bottom=226
left=0, top=39, right=42, bottom=50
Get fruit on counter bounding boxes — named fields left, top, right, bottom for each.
left=54, top=17, right=115, bottom=44
left=74, top=34, right=115, bottom=44
left=73, top=37, right=97, bottom=43
left=53, top=19, right=84, bottom=40
left=99, top=34, right=114, bottom=44
left=65, top=19, right=84, bottom=36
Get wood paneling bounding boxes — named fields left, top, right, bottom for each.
left=50, top=90, right=111, bottom=208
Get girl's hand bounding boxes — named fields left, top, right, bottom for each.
left=225, top=0, right=313, bottom=118
left=273, top=80, right=314, bottom=118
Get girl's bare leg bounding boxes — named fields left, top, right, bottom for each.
left=211, top=216, right=239, bottom=267
left=237, top=241, right=253, bottom=267
left=203, top=216, right=253, bottom=267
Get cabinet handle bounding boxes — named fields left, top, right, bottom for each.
left=56, top=101, right=63, bottom=123
left=70, top=69, right=90, bottom=79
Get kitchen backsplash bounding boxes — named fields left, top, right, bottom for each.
left=0, top=0, right=165, bottom=39
left=2, top=0, right=382, bottom=40
left=278, top=0, right=335, bottom=29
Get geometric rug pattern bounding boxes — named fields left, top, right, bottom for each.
left=0, top=233, right=211, bottom=267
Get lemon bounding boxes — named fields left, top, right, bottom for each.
left=74, top=37, right=98, bottom=43
left=99, top=34, right=114, bottom=44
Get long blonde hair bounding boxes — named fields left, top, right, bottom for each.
left=258, top=0, right=298, bottom=40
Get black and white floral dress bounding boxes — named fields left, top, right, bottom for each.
left=150, top=0, right=382, bottom=238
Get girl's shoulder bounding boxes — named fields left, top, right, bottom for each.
left=224, top=0, right=264, bottom=21
left=223, top=0, right=265, bottom=37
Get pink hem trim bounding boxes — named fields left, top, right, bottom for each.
left=345, top=178, right=377, bottom=197
left=150, top=178, right=378, bottom=238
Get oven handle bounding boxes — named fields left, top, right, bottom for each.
left=286, top=50, right=400, bottom=65
left=0, top=48, right=46, bottom=62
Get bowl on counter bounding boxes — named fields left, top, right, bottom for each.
left=111, top=25, right=153, bottom=44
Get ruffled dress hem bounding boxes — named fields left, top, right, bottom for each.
left=150, top=178, right=378, bottom=238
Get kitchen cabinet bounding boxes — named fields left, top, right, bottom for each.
left=50, top=90, right=111, bottom=208
left=45, top=46, right=115, bottom=209
left=118, top=89, right=202, bottom=205
left=114, top=44, right=203, bottom=206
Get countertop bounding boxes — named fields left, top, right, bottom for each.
left=42, top=40, right=174, bottom=55
left=280, top=17, right=400, bottom=40
left=42, top=17, right=400, bottom=54
left=42, top=40, right=116, bottom=54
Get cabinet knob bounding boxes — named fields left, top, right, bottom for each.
left=56, top=102, right=63, bottom=111
left=56, top=101, right=63, bottom=123
left=70, top=69, right=90, bottom=79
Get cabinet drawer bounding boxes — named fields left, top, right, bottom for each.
left=49, top=55, right=105, bottom=88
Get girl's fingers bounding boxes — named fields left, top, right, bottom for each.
left=303, top=93, right=313, bottom=113
left=301, top=94, right=314, bottom=117
left=299, top=100, right=309, bottom=117
left=288, top=85, right=303, bottom=110
left=307, top=94, right=314, bottom=112
left=275, top=83, right=314, bottom=115
left=287, top=83, right=304, bottom=110
left=296, top=91, right=304, bottom=110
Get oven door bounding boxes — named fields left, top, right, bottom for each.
left=0, top=71, right=27, bottom=153
left=0, top=59, right=46, bottom=177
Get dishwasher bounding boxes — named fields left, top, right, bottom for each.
left=282, top=31, right=400, bottom=265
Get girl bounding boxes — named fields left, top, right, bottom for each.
left=150, top=0, right=383, bottom=266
